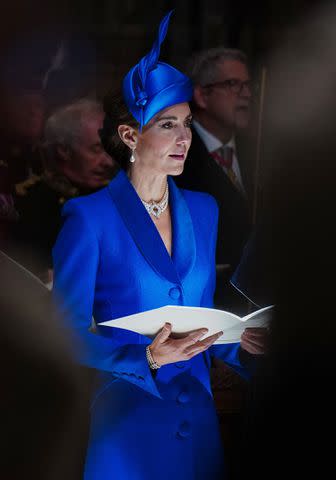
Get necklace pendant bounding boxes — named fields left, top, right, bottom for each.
left=151, top=204, right=162, bottom=218
left=140, top=183, right=169, bottom=219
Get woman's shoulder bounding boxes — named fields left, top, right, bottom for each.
left=62, top=170, right=125, bottom=216
left=61, top=185, right=112, bottom=219
left=178, top=187, right=218, bottom=213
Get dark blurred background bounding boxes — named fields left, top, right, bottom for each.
left=1, top=0, right=333, bottom=97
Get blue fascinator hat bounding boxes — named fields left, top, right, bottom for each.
left=123, top=10, right=193, bottom=131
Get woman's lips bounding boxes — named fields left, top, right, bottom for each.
left=169, top=154, right=185, bottom=161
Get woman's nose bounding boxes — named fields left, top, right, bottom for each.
left=176, top=127, right=191, bottom=144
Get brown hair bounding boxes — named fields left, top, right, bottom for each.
left=100, top=89, right=139, bottom=170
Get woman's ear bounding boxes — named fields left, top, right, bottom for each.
left=118, top=125, right=138, bottom=150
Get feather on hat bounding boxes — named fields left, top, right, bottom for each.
left=122, top=10, right=193, bottom=131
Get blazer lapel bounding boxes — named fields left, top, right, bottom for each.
left=188, top=129, right=238, bottom=197
left=235, top=133, right=256, bottom=201
left=108, top=170, right=180, bottom=284
left=205, top=148, right=242, bottom=201
left=169, top=177, right=196, bottom=281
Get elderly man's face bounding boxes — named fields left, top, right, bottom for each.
left=61, top=112, right=116, bottom=190
left=203, top=59, right=252, bottom=131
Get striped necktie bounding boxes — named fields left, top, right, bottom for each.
left=211, top=145, right=242, bottom=191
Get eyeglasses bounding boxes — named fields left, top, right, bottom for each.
left=202, top=78, right=257, bottom=95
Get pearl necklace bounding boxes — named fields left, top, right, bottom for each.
left=141, top=183, right=169, bottom=218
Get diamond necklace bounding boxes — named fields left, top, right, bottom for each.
left=140, top=183, right=169, bottom=218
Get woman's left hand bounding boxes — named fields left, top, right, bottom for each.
left=240, top=327, right=268, bottom=355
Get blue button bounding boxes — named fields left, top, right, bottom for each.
left=175, top=362, right=185, bottom=369
left=169, top=286, right=181, bottom=299
left=177, top=421, right=191, bottom=438
left=177, top=391, right=190, bottom=404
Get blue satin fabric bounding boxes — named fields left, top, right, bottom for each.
left=53, top=170, right=246, bottom=480
left=123, top=62, right=193, bottom=129
left=122, top=11, right=193, bottom=129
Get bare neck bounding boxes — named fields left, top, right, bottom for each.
left=128, top=167, right=168, bottom=203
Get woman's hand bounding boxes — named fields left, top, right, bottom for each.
left=240, top=327, right=269, bottom=355
left=149, top=322, right=223, bottom=367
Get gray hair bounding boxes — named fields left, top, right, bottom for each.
left=186, top=47, right=248, bottom=87
left=44, top=98, right=103, bottom=148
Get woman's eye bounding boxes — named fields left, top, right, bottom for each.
left=160, top=122, right=173, bottom=129
left=184, top=119, right=192, bottom=128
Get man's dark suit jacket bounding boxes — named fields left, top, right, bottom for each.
left=176, top=127, right=255, bottom=312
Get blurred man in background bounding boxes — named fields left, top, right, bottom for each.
left=10, top=98, right=116, bottom=282
left=176, top=48, right=256, bottom=314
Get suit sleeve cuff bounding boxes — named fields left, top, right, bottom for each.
left=101, top=343, right=162, bottom=399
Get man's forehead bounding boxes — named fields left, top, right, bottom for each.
left=216, top=59, right=250, bottom=79
left=80, top=114, right=103, bottom=132
left=76, top=114, right=104, bottom=145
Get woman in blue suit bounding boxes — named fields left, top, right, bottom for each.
left=53, top=12, right=264, bottom=480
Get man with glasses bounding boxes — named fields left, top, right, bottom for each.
left=176, top=47, right=256, bottom=314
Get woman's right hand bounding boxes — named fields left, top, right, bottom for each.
left=149, top=322, right=223, bottom=367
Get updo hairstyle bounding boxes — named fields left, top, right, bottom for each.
left=100, top=89, right=139, bottom=170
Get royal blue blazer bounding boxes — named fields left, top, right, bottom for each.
left=53, top=169, right=247, bottom=480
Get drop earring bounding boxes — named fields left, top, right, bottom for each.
left=130, top=148, right=136, bottom=163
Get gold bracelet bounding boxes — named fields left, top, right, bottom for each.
left=146, top=345, right=161, bottom=370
